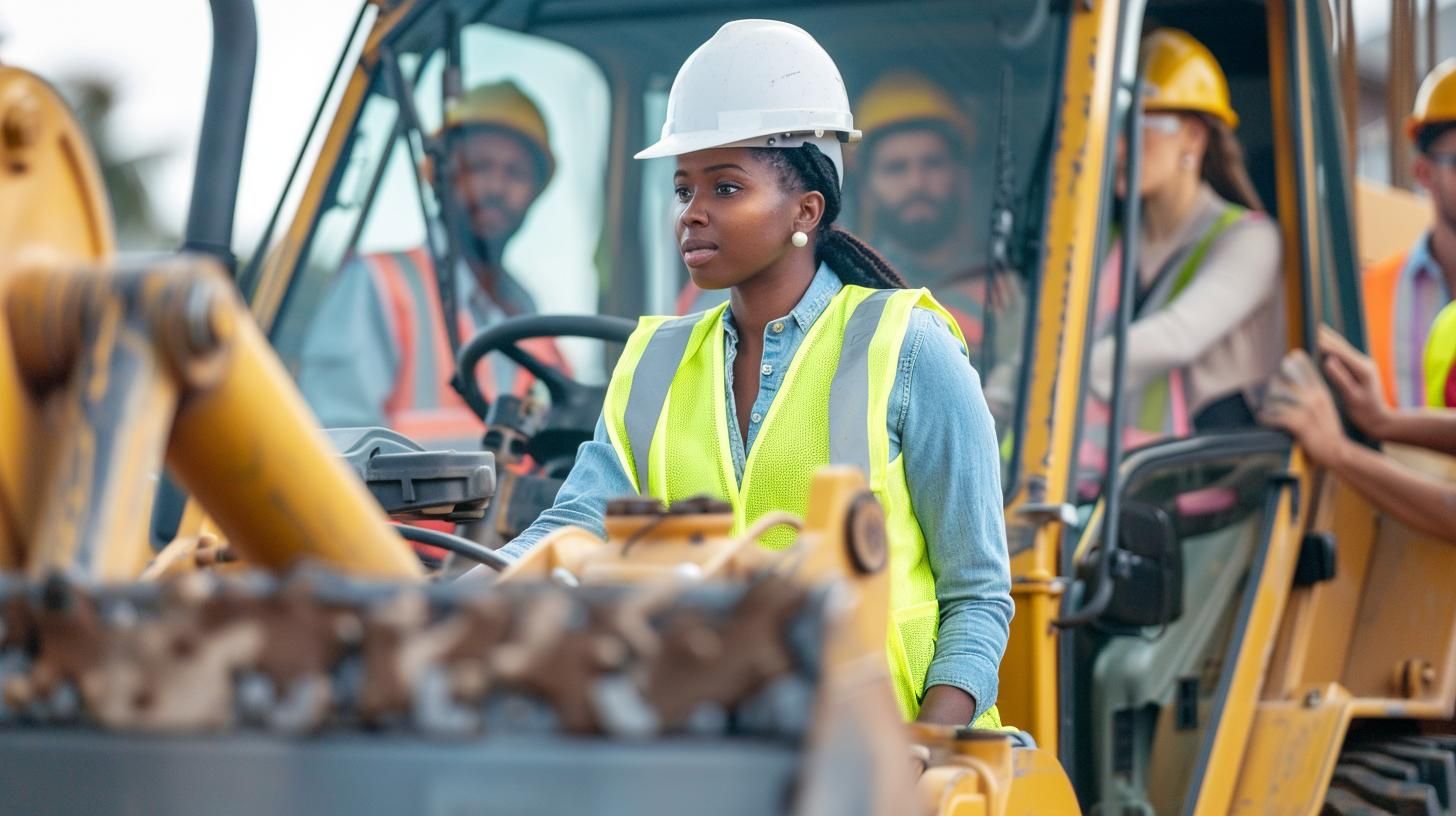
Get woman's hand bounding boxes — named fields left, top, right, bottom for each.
left=1258, top=350, right=1350, bottom=468
left=1317, top=326, right=1393, bottom=439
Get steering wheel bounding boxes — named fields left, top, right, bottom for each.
left=455, top=314, right=637, bottom=421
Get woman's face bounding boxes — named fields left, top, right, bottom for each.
left=672, top=147, right=814, bottom=290
left=1116, top=112, right=1207, bottom=199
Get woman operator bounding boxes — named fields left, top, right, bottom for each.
left=1082, top=29, right=1283, bottom=473
left=497, top=20, right=1013, bottom=728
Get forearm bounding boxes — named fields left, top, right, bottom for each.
left=1094, top=220, right=1281, bottom=395
left=924, top=600, right=1010, bottom=722
left=917, top=685, right=977, bottom=726
left=1328, top=438, right=1456, bottom=541
left=899, top=311, right=1014, bottom=723
left=500, top=418, right=631, bottom=560
left=1376, top=409, right=1456, bottom=457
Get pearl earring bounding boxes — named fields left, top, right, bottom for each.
left=791, top=230, right=809, bottom=248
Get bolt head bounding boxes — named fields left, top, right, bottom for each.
left=1, top=96, right=39, bottom=151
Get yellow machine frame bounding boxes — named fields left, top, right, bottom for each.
left=9, top=0, right=1454, bottom=811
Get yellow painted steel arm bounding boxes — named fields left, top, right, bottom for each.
left=4, top=257, right=421, bottom=581
left=167, top=273, right=424, bottom=578
left=0, top=65, right=115, bottom=570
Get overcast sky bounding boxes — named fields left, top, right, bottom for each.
left=0, top=0, right=1437, bottom=255
left=1, top=0, right=360, bottom=254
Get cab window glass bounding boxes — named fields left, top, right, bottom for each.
left=264, top=2, right=1071, bottom=497
left=628, top=3, right=1069, bottom=487
left=1074, top=8, right=1286, bottom=499
left=273, top=26, right=611, bottom=397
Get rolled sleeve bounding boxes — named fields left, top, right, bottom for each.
left=898, top=309, right=1014, bottom=722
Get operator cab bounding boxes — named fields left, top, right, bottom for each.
left=251, top=0, right=1074, bottom=545
left=1061, top=1, right=1361, bottom=813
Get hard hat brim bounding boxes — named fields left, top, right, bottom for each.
left=636, top=129, right=851, bottom=186
left=634, top=131, right=734, bottom=161
left=635, top=126, right=857, bottom=161
left=1407, top=115, right=1456, bottom=142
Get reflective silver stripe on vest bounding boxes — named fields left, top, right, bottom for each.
left=828, top=290, right=896, bottom=476
left=624, top=316, right=699, bottom=492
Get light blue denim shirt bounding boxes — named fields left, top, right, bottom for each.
left=505, top=264, right=1012, bottom=720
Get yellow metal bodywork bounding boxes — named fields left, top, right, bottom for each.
left=997, top=0, right=1124, bottom=755
left=507, top=468, right=1079, bottom=815
left=0, top=66, right=115, bottom=570
left=12, top=0, right=1449, bottom=810
left=1228, top=685, right=1355, bottom=814
left=0, top=64, right=419, bottom=581
left=1, top=254, right=423, bottom=580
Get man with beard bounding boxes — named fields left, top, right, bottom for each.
left=855, top=71, right=1022, bottom=418
left=1364, top=60, right=1456, bottom=408
left=299, top=80, right=564, bottom=449
left=855, top=71, right=978, bottom=286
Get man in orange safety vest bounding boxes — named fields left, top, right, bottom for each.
left=299, top=81, right=565, bottom=450
left=1363, top=60, right=1456, bottom=408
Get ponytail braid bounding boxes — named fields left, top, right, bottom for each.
left=751, top=144, right=908, bottom=290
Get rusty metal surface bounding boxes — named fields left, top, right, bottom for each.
left=0, top=569, right=827, bottom=739
left=0, top=65, right=116, bottom=572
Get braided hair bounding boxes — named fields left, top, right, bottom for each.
left=750, top=144, right=909, bottom=289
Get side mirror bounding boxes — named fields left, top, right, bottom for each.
left=1100, top=501, right=1183, bottom=628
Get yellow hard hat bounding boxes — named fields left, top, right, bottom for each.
left=855, top=70, right=975, bottom=152
left=442, top=80, right=554, bottom=181
left=1141, top=28, right=1239, bottom=129
left=1407, top=58, right=1456, bottom=141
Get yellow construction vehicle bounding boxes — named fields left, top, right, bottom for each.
left=3, top=0, right=1455, bottom=814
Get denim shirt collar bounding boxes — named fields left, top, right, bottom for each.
left=722, top=262, right=842, bottom=340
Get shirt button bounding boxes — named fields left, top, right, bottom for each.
left=761, top=363, right=774, bottom=376
left=771, top=321, right=785, bottom=334
left=751, top=412, right=763, bottom=423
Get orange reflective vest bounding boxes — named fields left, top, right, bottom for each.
left=1363, top=243, right=1454, bottom=408
left=1363, top=250, right=1409, bottom=408
left=363, top=248, right=567, bottom=449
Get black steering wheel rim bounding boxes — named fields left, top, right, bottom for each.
left=455, top=314, right=636, bottom=420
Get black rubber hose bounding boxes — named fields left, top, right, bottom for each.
left=396, top=525, right=513, bottom=571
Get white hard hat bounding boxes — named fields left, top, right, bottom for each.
left=635, top=19, right=861, bottom=184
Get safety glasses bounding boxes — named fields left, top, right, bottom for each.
left=1141, top=112, right=1184, bottom=135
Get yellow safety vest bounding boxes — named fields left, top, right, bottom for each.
left=602, top=283, right=1002, bottom=727
left=1425, top=299, right=1456, bottom=408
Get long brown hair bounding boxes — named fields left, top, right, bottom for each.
left=1196, top=114, right=1264, bottom=211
